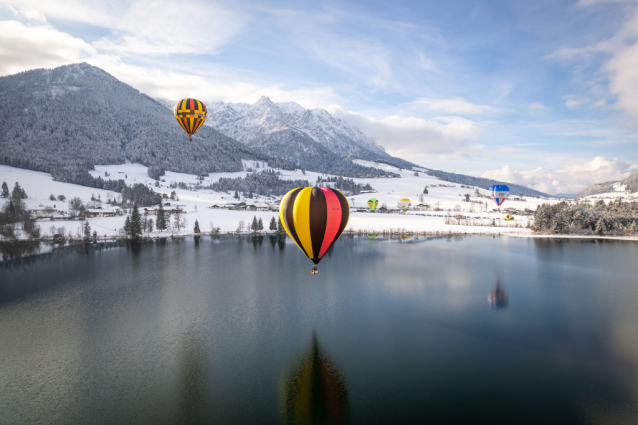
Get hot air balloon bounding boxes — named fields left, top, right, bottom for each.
left=279, top=187, right=350, bottom=274
left=280, top=333, right=350, bottom=424
left=366, top=198, right=378, bottom=212
left=174, top=98, right=207, bottom=141
left=397, top=198, right=411, bottom=213
left=504, top=215, right=514, bottom=221
left=489, top=184, right=509, bottom=207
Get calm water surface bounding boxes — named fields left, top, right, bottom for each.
left=1, top=235, right=638, bottom=424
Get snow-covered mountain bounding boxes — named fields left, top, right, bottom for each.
left=0, top=63, right=270, bottom=182
left=0, top=63, right=396, bottom=186
left=206, top=96, right=388, bottom=160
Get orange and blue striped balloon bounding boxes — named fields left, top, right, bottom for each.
left=174, top=98, right=207, bottom=141
left=279, top=187, right=350, bottom=266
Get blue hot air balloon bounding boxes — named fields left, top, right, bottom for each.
left=489, top=185, right=510, bottom=207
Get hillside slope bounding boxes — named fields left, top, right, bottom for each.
left=576, top=171, right=638, bottom=198
left=0, top=63, right=265, bottom=181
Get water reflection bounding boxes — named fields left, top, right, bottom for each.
left=488, top=281, right=508, bottom=308
left=252, top=235, right=264, bottom=248
left=280, top=333, right=350, bottom=425
left=0, top=240, right=43, bottom=262
left=178, top=325, right=209, bottom=424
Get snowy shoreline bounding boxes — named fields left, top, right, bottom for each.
left=6, top=229, right=638, bottom=244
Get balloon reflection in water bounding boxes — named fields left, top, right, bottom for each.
left=280, top=333, right=350, bottom=424
left=178, top=326, right=209, bottom=423
left=488, top=281, right=508, bottom=308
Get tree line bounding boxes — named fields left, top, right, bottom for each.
left=534, top=200, right=638, bottom=236
left=316, top=175, right=374, bottom=194
left=211, top=169, right=310, bottom=196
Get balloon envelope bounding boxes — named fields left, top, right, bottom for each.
left=367, top=198, right=379, bottom=211
left=174, top=98, right=207, bottom=140
left=279, top=187, right=350, bottom=265
left=489, top=185, right=509, bottom=206
left=398, top=198, right=411, bottom=212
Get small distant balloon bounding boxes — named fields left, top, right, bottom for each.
left=367, top=198, right=379, bottom=212
left=489, top=185, right=509, bottom=207
left=398, top=198, right=411, bottom=213
left=174, top=98, right=207, bottom=141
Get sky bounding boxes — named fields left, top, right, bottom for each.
left=0, top=0, right=637, bottom=195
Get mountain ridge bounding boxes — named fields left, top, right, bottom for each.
left=0, top=63, right=394, bottom=185
left=1, top=62, right=552, bottom=197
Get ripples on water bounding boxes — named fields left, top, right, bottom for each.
left=1, top=235, right=638, bottom=424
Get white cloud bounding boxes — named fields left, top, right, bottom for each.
left=327, top=105, right=484, bottom=159
left=0, top=19, right=337, bottom=108
left=404, top=97, right=500, bottom=115
left=547, top=3, right=638, bottom=120
left=0, top=21, right=96, bottom=75
left=498, top=147, right=526, bottom=153
left=528, top=103, right=550, bottom=115
left=7, top=5, right=46, bottom=23
left=482, top=156, right=638, bottom=194
left=91, top=0, right=247, bottom=55
left=2, top=0, right=247, bottom=56
left=604, top=40, right=638, bottom=119
left=564, top=97, right=589, bottom=109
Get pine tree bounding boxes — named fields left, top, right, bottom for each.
left=1, top=182, right=8, bottom=198
left=423, top=187, right=428, bottom=195
left=258, top=217, right=263, bottom=231
left=12, top=182, right=27, bottom=200
left=277, top=218, right=285, bottom=235
left=92, top=230, right=97, bottom=243
left=234, top=190, right=239, bottom=199
left=269, top=216, right=277, bottom=231
left=251, top=215, right=258, bottom=232
left=194, top=219, right=201, bottom=234
left=595, top=218, right=606, bottom=236
left=173, top=209, right=183, bottom=232
left=130, top=204, right=142, bottom=241
left=83, top=220, right=91, bottom=242
left=148, top=219, right=154, bottom=233
left=551, top=210, right=569, bottom=234
left=156, top=202, right=166, bottom=232
left=124, top=215, right=131, bottom=236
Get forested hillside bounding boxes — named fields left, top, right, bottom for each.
left=576, top=171, right=638, bottom=198
left=0, top=64, right=267, bottom=183
left=424, top=169, right=550, bottom=198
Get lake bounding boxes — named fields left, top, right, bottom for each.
left=1, top=235, right=638, bottom=424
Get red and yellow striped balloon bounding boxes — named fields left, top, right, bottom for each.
left=279, top=187, right=350, bottom=269
left=174, top=98, right=207, bottom=141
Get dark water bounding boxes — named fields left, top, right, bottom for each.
left=2, top=235, right=638, bottom=425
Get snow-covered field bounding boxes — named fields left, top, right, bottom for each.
left=0, top=161, right=564, bottom=240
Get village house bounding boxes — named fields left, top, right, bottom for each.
left=29, top=207, right=57, bottom=218
left=85, top=207, right=123, bottom=218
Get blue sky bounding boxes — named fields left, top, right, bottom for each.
left=1, top=0, right=637, bottom=194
